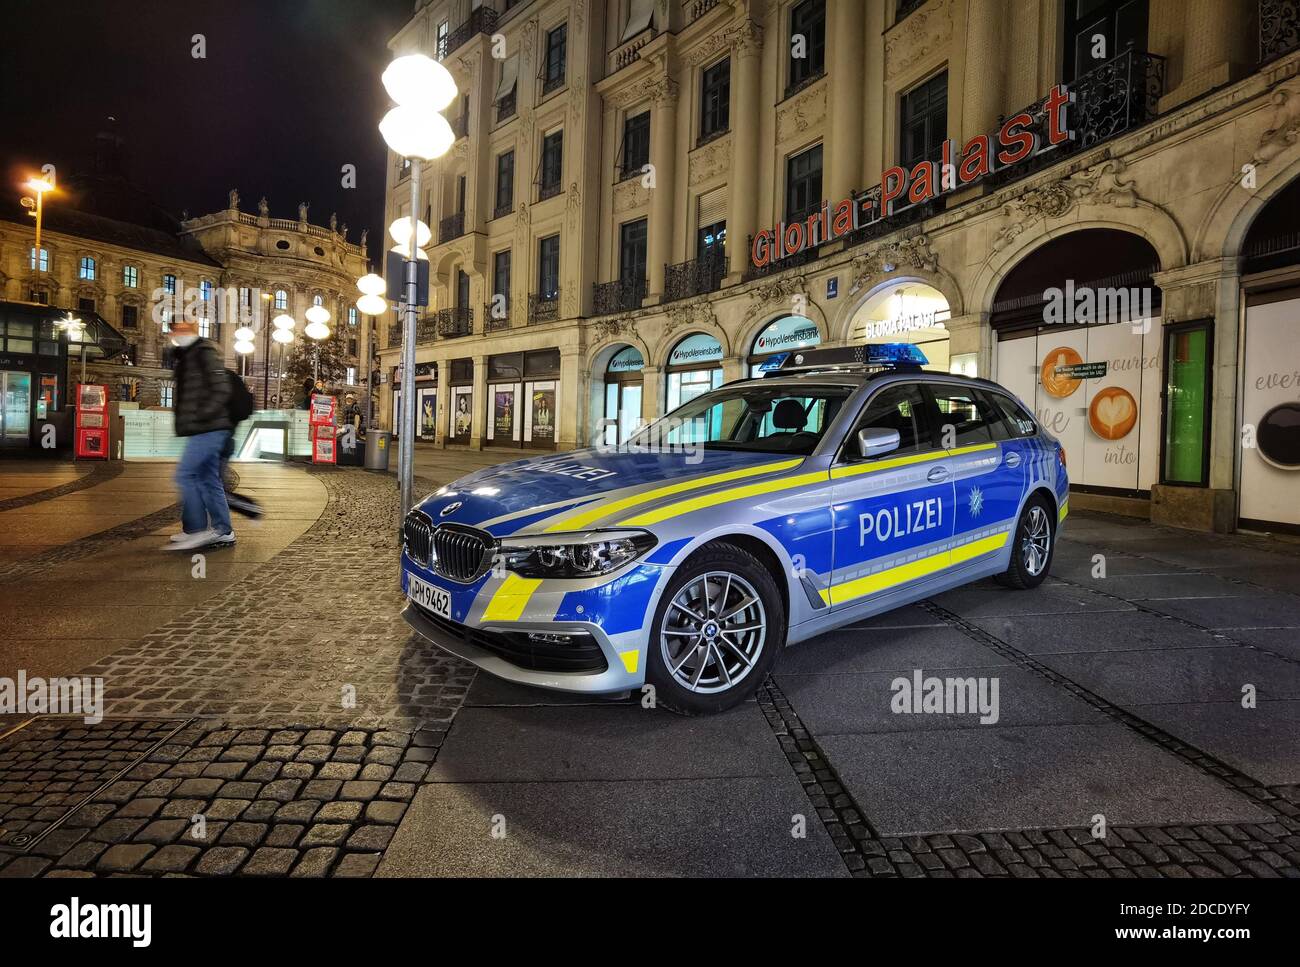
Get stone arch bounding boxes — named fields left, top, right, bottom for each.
left=585, top=332, right=652, bottom=374
left=832, top=272, right=961, bottom=345
left=1196, top=146, right=1300, bottom=263
left=971, top=208, right=1188, bottom=318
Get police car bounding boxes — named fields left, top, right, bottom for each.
left=401, top=345, right=1067, bottom=715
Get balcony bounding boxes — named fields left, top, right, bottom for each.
left=439, top=211, right=466, bottom=244
left=493, top=199, right=514, bottom=220
left=538, top=179, right=563, bottom=202
left=1260, top=0, right=1300, bottom=63
left=528, top=292, right=560, bottom=325
left=496, top=90, right=517, bottom=123
left=484, top=303, right=511, bottom=331
left=742, top=238, right=817, bottom=282
left=438, top=5, right=499, bottom=60
left=664, top=250, right=728, bottom=303
left=436, top=306, right=473, bottom=338
left=689, top=0, right=722, bottom=24
left=541, top=70, right=566, bottom=96
left=387, top=316, right=438, bottom=347
left=593, top=276, right=647, bottom=315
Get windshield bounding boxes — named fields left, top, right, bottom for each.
left=630, top=384, right=850, bottom=455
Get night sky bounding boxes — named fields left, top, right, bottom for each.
left=0, top=0, right=415, bottom=267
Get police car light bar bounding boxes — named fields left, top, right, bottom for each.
left=761, top=343, right=929, bottom=374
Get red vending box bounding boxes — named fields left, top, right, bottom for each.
left=74, top=383, right=110, bottom=460
left=309, top=393, right=337, bottom=465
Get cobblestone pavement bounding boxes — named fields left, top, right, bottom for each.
left=2, top=456, right=1299, bottom=877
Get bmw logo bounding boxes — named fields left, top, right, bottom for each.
left=440, top=501, right=462, bottom=517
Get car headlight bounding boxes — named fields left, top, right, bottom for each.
left=494, top=530, right=657, bottom=578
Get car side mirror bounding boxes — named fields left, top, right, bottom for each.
left=857, top=427, right=901, bottom=459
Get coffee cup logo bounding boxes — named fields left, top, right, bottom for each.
left=1040, top=347, right=1083, bottom=398
left=1089, top=386, right=1137, bottom=440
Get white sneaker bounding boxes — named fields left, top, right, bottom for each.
left=164, top=528, right=218, bottom=551
left=168, top=532, right=188, bottom=543
left=208, top=531, right=236, bottom=548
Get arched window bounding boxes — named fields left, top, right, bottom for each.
left=603, top=346, right=645, bottom=444
left=665, top=333, right=723, bottom=411
left=163, top=274, right=177, bottom=294
left=274, top=289, right=288, bottom=310
left=748, top=315, right=821, bottom=375
left=29, top=247, right=48, bottom=272
left=313, top=293, right=324, bottom=307
left=79, top=256, right=96, bottom=281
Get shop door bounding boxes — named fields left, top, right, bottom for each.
left=1, top=372, right=33, bottom=447
left=604, top=379, right=642, bottom=444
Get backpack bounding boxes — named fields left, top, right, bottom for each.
left=226, top=369, right=255, bottom=424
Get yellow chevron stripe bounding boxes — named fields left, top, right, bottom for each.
left=820, top=531, right=1009, bottom=606
left=481, top=573, right=543, bottom=622
left=829, top=443, right=997, bottom=481
left=1059, top=500, right=1069, bottom=523
left=543, top=458, right=804, bottom=533
left=619, top=469, right=830, bottom=527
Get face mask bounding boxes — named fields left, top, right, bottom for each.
left=171, top=334, right=198, bottom=347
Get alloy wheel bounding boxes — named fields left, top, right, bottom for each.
left=659, top=570, right=767, bottom=694
left=1021, top=505, right=1051, bottom=577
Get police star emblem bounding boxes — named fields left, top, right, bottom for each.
left=969, top=486, right=984, bottom=518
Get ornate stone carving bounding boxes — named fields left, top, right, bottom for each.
left=776, top=81, right=826, bottom=142
left=744, top=273, right=808, bottom=321
left=884, top=0, right=953, bottom=79
left=646, top=75, right=680, bottom=105
left=849, top=235, right=938, bottom=294
left=567, top=181, right=582, bottom=232
left=592, top=315, right=634, bottom=343
left=991, top=158, right=1141, bottom=252
left=732, top=19, right=763, bottom=57
left=688, top=135, right=731, bottom=186
left=1254, top=83, right=1300, bottom=166
left=666, top=299, right=719, bottom=334
left=613, top=177, right=650, bottom=213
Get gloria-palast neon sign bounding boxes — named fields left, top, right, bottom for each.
left=751, top=84, right=1075, bottom=270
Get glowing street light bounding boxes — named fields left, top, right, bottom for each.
left=21, top=175, right=56, bottom=284
left=380, top=51, right=457, bottom=525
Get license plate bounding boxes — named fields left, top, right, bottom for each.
left=407, top=573, right=451, bottom=620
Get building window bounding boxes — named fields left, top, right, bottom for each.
left=201, top=279, right=213, bottom=302
left=346, top=366, right=357, bottom=384
left=785, top=143, right=823, bottom=221
left=494, top=250, right=512, bottom=307
left=1065, top=0, right=1149, bottom=81
left=900, top=71, right=948, bottom=170
left=122, top=304, right=138, bottom=329
left=29, top=247, right=49, bottom=272
left=543, top=23, right=567, bottom=92
left=538, top=234, right=560, bottom=300
left=160, top=383, right=174, bottom=408
left=619, top=219, right=648, bottom=286
left=698, top=220, right=727, bottom=259
left=456, top=269, right=470, bottom=308
left=700, top=59, right=731, bottom=142
left=123, top=265, right=138, bottom=288
left=274, top=289, right=288, bottom=310
left=788, top=0, right=826, bottom=95
left=79, top=256, right=96, bottom=281
left=164, top=274, right=177, bottom=294
left=1162, top=321, right=1211, bottom=485
left=348, top=306, right=358, bottom=328
left=78, top=297, right=96, bottom=313
left=29, top=289, right=49, bottom=304
left=539, top=130, right=563, bottom=199
left=495, top=150, right=515, bottom=215
left=619, top=111, right=651, bottom=181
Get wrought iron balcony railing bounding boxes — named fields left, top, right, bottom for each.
left=437, top=306, right=473, bottom=338
left=387, top=316, right=438, bottom=347
left=528, top=292, right=560, bottom=324
left=741, top=238, right=817, bottom=282
left=664, top=250, right=728, bottom=303
left=438, top=5, right=499, bottom=59
left=387, top=320, right=401, bottom=347
left=1260, top=0, right=1300, bottom=63
left=593, top=276, right=647, bottom=315
left=988, top=48, right=1165, bottom=187
left=539, top=179, right=563, bottom=201
left=542, top=70, right=566, bottom=96
left=484, top=303, right=511, bottom=331
left=439, top=211, right=466, bottom=244
left=493, top=200, right=514, bottom=220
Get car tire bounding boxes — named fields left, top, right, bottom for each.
left=996, top=493, right=1056, bottom=590
left=646, top=543, right=786, bottom=716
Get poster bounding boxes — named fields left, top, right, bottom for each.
left=418, top=388, right=437, bottom=439
left=530, top=386, right=555, bottom=444
left=1241, top=298, right=1300, bottom=525
left=492, top=387, right=516, bottom=441
left=452, top=386, right=473, bottom=439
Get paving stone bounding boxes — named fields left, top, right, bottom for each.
left=301, top=824, right=351, bottom=848
left=243, top=762, right=282, bottom=783
left=340, top=781, right=382, bottom=801
left=115, top=798, right=167, bottom=819
left=243, top=847, right=297, bottom=877
left=317, top=801, right=363, bottom=823
left=174, top=778, right=224, bottom=798
left=291, top=847, right=339, bottom=878
left=363, top=800, right=407, bottom=825
left=280, top=762, right=316, bottom=780
left=159, top=799, right=208, bottom=819
left=134, top=820, right=189, bottom=845
left=53, top=841, right=107, bottom=869
left=358, top=764, right=394, bottom=782
left=200, top=763, right=247, bottom=780
left=205, top=799, right=251, bottom=821
left=259, top=779, right=302, bottom=803
left=194, top=846, right=249, bottom=876
left=347, top=825, right=395, bottom=850
left=97, top=844, right=155, bottom=872
left=219, top=823, right=268, bottom=848
left=266, top=824, right=305, bottom=847
left=91, top=818, right=147, bottom=844
left=0, top=856, right=52, bottom=877
left=333, top=852, right=381, bottom=877
left=379, top=782, right=416, bottom=801
left=217, top=782, right=263, bottom=800
left=140, top=845, right=201, bottom=874
left=317, top=762, right=361, bottom=781
left=240, top=800, right=281, bottom=823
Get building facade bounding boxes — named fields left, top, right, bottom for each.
left=378, top=0, right=1300, bottom=534
left=0, top=179, right=371, bottom=419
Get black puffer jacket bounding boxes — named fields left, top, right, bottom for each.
left=172, top=339, right=232, bottom=436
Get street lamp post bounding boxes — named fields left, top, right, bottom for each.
left=260, top=292, right=274, bottom=407
left=378, top=53, right=456, bottom=525
left=22, top=176, right=55, bottom=288
left=272, top=314, right=296, bottom=408
left=356, top=273, right=389, bottom=433
left=305, top=304, right=331, bottom=383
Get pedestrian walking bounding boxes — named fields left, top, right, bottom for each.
left=165, top=319, right=235, bottom=551
left=221, top=374, right=264, bottom=520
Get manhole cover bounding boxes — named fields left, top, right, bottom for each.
left=0, top=718, right=191, bottom=852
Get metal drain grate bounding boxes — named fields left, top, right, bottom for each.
left=0, top=717, right=192, bottom=852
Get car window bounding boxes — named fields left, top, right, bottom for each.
left=844, top=383, right=931, bottom=461
left=985, top=391, right=1038, bottom=439
left=926, top=386, right=1004, bottom=445
left=637, top=385, right=849, bottom=455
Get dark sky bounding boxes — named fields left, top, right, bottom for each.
left=0, top=0, right=414, bottom=267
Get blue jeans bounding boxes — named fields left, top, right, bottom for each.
left=176, top=430, right=232, bottom=535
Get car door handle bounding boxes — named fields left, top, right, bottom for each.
left=1004, top=452, right=1022, bottom=468
left=927, top=466, right=949, bottom=482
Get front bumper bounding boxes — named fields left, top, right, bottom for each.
left=401, top=601, right=644, bottom=694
